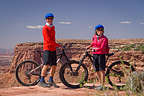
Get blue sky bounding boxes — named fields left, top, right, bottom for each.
left=0, top=0, right=144, bottom=49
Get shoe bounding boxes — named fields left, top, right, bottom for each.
left=48, top=81, right=60, bottom=88
left=37, top=81, right=52, bottom=88
left=94, top=85, right=105, bottom=90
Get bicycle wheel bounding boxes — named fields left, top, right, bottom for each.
left=106, top=61, right=135, bottom=89
left=59, top=60, right=88, bottom=88
left=16, top=60, right=41, bottom=86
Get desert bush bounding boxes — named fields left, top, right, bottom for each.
left=115, top=43, right=144, bottom=53
left=126, top=71, right=144, bottom=94
left=121, top=44, right=135, bottom=51
left=134, top=44, right=144, bottom=53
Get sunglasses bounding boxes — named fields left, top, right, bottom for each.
left=96, top=28, right=104, bottom=31
left=46, top=17, right=54, bottom=19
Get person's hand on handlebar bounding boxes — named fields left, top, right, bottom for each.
left=86, top=45, right=91, bottom=50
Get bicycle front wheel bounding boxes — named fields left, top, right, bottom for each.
left=16, top=60, right=41, bottom=86
left=59, top=60, right=88, bottom=88
left=106, top=61, right=135, bottom=89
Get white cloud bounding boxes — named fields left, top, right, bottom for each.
left=140, top=22, right=144, bottom=24
left=25, top=21, right=72, bottom=29
left=120, top=21, right=132, bottom=24
left=58, top=21, right=72, bottom=25
left=26, top=25, right=43, bottom=29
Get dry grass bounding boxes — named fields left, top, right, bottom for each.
left=126, top=71, right=144, bottom=95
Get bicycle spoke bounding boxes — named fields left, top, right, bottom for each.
left=16, top=61, right=40, bottom=86
left=108, top=62, right=133, bottom=87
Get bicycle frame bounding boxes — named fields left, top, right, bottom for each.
left=75, top=51, right=111, bottom=72
left=74, top=50, right=127, bottom=79
left=56, top=49, right=70, bottom=64
left=27, top=49, right=71, bottom=76
left=57, top=49, right=75, bottom=73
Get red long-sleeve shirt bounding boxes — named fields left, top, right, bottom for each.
left=42, top=25, right=60, bottom=51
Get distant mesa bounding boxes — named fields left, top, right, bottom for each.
left=0, top=48, right=14, bottom=55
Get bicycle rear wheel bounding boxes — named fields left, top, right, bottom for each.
left=16, top=60, right=41, bottom=86
left=59, top=60, right=88, bottom=88
left=106, top=61, right=135, bottom=89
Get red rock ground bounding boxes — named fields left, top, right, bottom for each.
left=0, top=83, right=127, bottom=96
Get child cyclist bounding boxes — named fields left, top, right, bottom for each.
left=38, top=13, right=62, bottom=88
left=87, top=24, right=109, bottom=90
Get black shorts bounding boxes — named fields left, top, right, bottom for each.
left=93, top=54, right=106, bottom=72
left=43, top=50, right=57, bottom=66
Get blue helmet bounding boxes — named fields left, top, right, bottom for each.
left=95, top=24, right=104, bottom=31
left=45, top=13, right=54, bottom=19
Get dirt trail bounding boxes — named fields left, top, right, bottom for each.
left=0, top=83, right=126, bottom=96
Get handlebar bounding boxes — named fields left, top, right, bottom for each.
left=85, top=48, right=121, bottom=57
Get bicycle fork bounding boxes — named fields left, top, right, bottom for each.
left=75, top=54, right=88, bottom=72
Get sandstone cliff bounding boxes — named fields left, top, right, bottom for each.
left=0, top=39, right=144, bottom=88
left=10, top=39, right=144, bottom=72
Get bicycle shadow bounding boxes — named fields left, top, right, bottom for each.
left=83, top=85, right=114, bottom=90
left=61, top=85, right=114, bottom=91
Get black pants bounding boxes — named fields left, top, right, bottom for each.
left=43, top=50, right=57, bottom=66
left=93, top=54, right=106, bottom=72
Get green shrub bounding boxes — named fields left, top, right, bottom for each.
left=126, top=71, right=144, bottom=94
left=121, top=44, right=136, bottom=51
left=134, top=44, right=144, bottom=53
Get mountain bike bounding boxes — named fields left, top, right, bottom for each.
left=15, top=47, right=88, bottom=86
left=59, top=50, right=135, bottom=89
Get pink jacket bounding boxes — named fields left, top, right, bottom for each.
left=91, top=34, right=109, bottom=54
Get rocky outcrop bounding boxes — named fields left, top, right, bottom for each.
left=9, top=42, right=43, bottom=72
left=10, top=39, right=144, bottom=73
left=0, top=39, right=144, bottom=88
